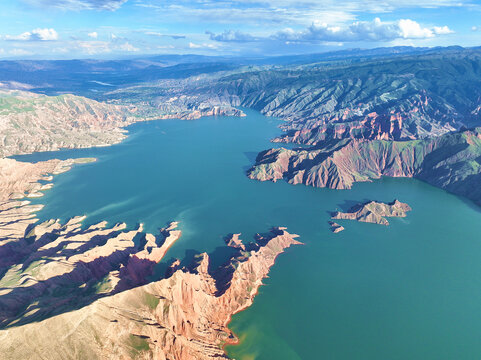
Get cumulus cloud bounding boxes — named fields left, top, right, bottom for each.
left=87, top=31, right=98, bottom=39
left=206, top=30, right=258, bottom=42
left=5, top=28, right=59, bottom=41
left=22, top=0, right=127, bottom=11
left=277, top=18, right=453, bottom=42
left=397, top=20, right=453, bottom=38
left=433, top=26, right=454, bottom=35
left=209, top=18, right=453, bottom=44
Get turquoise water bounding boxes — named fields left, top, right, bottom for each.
left=15, top=109, right=481, bottom=359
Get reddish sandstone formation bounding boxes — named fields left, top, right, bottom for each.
left=0, top=157, right=301, bottom=360
left=0, top=228, right=301, bottom=360
left=248, top=128, right=481, bottom=205
left=0, top=156, right=184, bottom=328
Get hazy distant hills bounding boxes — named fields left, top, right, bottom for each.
left=0, top=46, right=478, bottom=99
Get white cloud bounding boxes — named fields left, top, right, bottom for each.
left=209, top=18, right=453, bottom=44
left=397, top=20, right=453, bottom=38
left=75, top=40, right=139, bottom=54
left=398, top=19, right=435, bottom=38
left=5, top=28, right=59, bottom=41
left=76, top=41, right=110, bottom=54
left=22, top=0, right=127, bottom=11
left=118, top=42, right=139, bottom=52
left=87, top=31, right=98, bottom=39
left=188, top=42, right=202, bottom=49
left=206, top=30, right=258, bottom=42
left=189, top=42, right=218, bottom=49
left=133, top=0, right=466, bottom=27
left=433, top=26, right=454, bottom=35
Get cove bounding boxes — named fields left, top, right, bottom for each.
left=13, top=109, right=481, bottom=359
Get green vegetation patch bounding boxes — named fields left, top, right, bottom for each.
left=128, top=334, right=150, bottom=358
left=93, top=275, right=112, bottom=294
left=143, top=292, right=160, bottom=310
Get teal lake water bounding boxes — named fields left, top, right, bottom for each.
left=15, top=109, right=481, bottom=359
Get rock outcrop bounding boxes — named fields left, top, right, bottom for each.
left=332, top=200, right=411, bottom=226
left=224, top=233, right=245, bottom=250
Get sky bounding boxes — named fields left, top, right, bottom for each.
left=0, top=0, right=480, bottom=59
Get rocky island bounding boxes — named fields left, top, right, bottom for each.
left=332, top=199, right=412, bottom=226
left=328, top=221, right=345, bottom=233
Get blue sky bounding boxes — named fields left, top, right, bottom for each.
left=0, top=0, right=480, bottom=59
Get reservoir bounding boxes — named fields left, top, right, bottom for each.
left=15, top=109, right=481, bottom=359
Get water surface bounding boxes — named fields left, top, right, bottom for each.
left=15, top=109, right=481, bottom=359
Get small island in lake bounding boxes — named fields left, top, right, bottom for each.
left=332, top=199, right=412, bottom=226
left=328, top=221, right=345, bottom=233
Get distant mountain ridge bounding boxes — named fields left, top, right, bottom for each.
left=0, top=46, right=477, bottom=97
left=101, top=48, right=481, bottom=144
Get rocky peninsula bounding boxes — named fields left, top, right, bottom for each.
left=0, top=149, right=301, bottom=359
left=248, top=128, right=481, bottom=206
left=332, top=199, right=412, bottom=226
left=0, top=223, right=300, bottom=359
